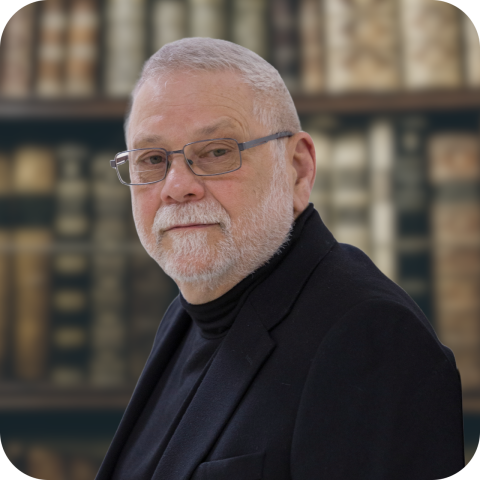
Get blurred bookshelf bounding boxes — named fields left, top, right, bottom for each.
left=1, top=0, right=480, bottom=477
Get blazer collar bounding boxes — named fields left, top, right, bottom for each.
left=248, top=207, right=336, bottom=331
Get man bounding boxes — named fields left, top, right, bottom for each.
left=96, top=38, right=464, bottom=480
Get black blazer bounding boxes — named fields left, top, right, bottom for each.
left=96, top=208, right=465, bottom=480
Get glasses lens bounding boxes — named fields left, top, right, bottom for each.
left=115, top=149, right=168, bottom=184
left=184, top=139, right=240, bottom=176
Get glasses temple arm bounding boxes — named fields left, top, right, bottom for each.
left=238, top=131, right=293, bottom=152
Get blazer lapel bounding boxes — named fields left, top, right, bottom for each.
left=152, top=304, right=275, bottom=480
left=95, top=300, right=191, bottom=480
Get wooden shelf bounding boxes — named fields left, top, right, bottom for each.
left=0, top=383, right=135, bottom=410
left=2, top=90, right=480, bottom=120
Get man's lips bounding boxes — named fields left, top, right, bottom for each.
left=165, top=223, right=217, bottom=232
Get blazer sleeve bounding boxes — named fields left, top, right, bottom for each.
left=290, top=299, right=465, bottom=480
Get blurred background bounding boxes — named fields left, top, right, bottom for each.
left=0, top=0, right=480, bottom=478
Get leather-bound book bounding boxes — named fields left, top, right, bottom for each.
left=0, top=3, right=36, bottom=97
left=36, top=0, right=68, bottom=97
left=65, top=0, right=100, bottom=96
left=324, top=0, right=399, bottom=92
left=401, top=0, right=462, bottom=89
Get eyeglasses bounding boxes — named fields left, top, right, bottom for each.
left=110, top=131, right=293, bottom=186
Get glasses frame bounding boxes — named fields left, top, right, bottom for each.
left=110, top=131, right=294, bottom=186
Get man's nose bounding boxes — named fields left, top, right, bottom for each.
left=160, top=152, right=205, bottom=204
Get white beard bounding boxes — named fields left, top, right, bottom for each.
left=145, top=157, right=294, bottom=293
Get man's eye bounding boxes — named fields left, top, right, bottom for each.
left=212, top=149, right=227, bottom=157
left=147, top=155, right=165, bottom=165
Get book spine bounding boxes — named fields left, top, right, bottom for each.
left=189, top=0, right=227, bottom=40
left=400, top=0, right=462, bottom=89
left=232, top=0, right=268, bottom=59
left=89, top=152, right=130, bottom=385
left=151, top=0, right=187, bottom=52
left=36, top=0, right=68, bottom=97
left=65, top=0, right=100, bottom=97
left=324, top=0, right=399, bottom=93
left=0, top=152, right=11, bottom=377
left=0, top=3, right=36, bottom=98
left=429, top=132, right=480, bottom=390
left=299, top=0, right=323, bottom=93
left=11, top=146, right=56, bottom=381
left=104, top=0, right=146, bottom=97
left=13, top=228, right=52, bottom=381
left=270, top=0, right=300, bottom=92
left=462, top=12, right=480, bottom=88
left=50, top=144, right=91, bottom=385
left=330, top=130, right=371, bottom=256
left=393, top=115, right=432, bottom=319
left=369, top=118, right=396, bottom=280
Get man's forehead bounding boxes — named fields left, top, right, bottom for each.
left=131, top=118, right=244, bottom=148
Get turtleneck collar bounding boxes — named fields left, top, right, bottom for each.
left=180, top=204, right=315, bottom=339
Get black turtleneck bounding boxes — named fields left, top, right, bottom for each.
left=112, top=205, right=314, bottom=480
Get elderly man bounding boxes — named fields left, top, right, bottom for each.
left=96, top=38, right=464, bottom=480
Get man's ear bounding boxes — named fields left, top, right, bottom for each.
left=288, top=132, right=316, bottom=218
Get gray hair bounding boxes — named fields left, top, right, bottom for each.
left=125, top=38, right=301, bottom=141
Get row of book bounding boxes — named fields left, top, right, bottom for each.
left=1, top=0, right=480, bottom=98
left=0, top=117, right=479, bottom=391
left=0, top=144, right=178, bottom=386
left=4, top=438, right=106, bottom=480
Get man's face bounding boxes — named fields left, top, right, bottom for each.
left=127, top=71, right=295, bottom=300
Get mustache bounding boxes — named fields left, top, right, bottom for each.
left=152, top=199, right=231, bottom=235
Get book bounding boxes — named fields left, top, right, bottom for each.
left=104, top=0, right=146, bottom=96
left=330, top=130, right=370, bottom=256
left=65, top=0, right=100, bottom=97
left=270, top=0, right=300, bottom=92
left=11, top=146, right=55, bottom=381
left=463, top=12, right=480, bottom=88
left=369, top=118, right=396, bottom=280
left=429, top=132, right=480, bottom=390
left=151, top=0, right=187, bottom=52
left=324, top=0, right=399, bottom=92
left=232, top=0, right=268, bottom=59
left=400, top=0, right=462, bottom=89
left=393, top=115, right=431, bottom=319
left=50, top=144, right=90, bottom=385
left=0, top=3, right=36, bottom=97
left=89, top=151, right=130, bottom=385
left=12, top=228, right=52, bottom=381
left=190, top=0, right=227, bottom=40
left=36, top=0, right=68, bottom=97
left=299, top=0, right=323, bottom=93
left=0, top=152, right=11, bottom=377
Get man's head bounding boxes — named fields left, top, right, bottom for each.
left=126, top=38, right=316, bottom=303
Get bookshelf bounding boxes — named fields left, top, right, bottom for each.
left=1, top=0, right=480, bottom=475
